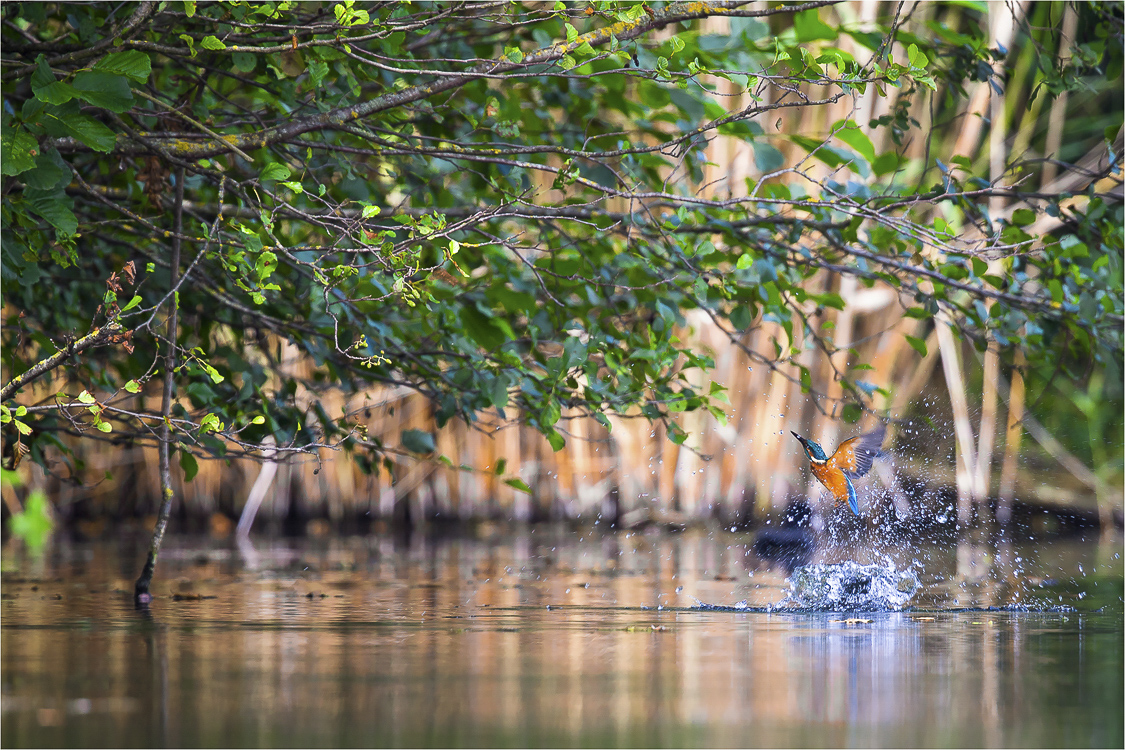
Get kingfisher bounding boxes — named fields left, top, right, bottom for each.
left=791, top=423, right=886, bottom=516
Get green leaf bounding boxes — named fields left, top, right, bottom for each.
left=489, top=377, right=509, bottom=409
left=260, top=162, right=291, bottom=181
left=30, top=55, right=54, bottom=90
left=22, top=148, right=69, bottom=190
left=201, top=35, right=227, bottom=50
left=1, top=129, right=40, bottom=176
left=26, top=189, right=78, bottom=236
left=251, top=416, right=266, bottom=425
left=794, top=9, right=836, bottom=42
left=233, top=52, right=257, bottom=73
left=361, top=204, right=381, bottom=218
left=180, top=450, right=199, bottom=481
left=544, top=428, right=565, bottom=452
left=504, top=46, right=524, bottom=64
left=201, top=362, right=225, bottom=384
left=199, top=413, right=224, bottom=433
left=504, top=477, right=532, bottom=493
left=62, top=115, right=117, bottom=153
left=120, top=294, right=142, bottom=312
left=907, top=43, right=929, bottom=69
left=402, top=428, right=436, bottom=453
left=124, top=380, right=141, bottom=393
left=33, top=81, right=78, bottom=106
left=184, top=0, right=196, bottom=16
left=753, top=143, right=785, bottom=172
left=7, top=490, right=54, bottom=550
left=790, top=135, right=858, bottom=170
left=78, top=389, right=96, bottom=404
left=32, top=56, right=73, bottom=104
left=841, top=403, right=862, bottom=423
left=461, top=307, right=505, bottom=350
left=905, top=335, right=928, bottom=357
left=832, top=120, right=876, bottom=164
left=94, top=50, right=152, bottom=83
left=308, top=59, right=329, bottom=87
left=71, top=72, right=134, bottom=113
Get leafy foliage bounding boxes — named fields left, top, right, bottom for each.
left=1, top=1, right=1121, bottom=486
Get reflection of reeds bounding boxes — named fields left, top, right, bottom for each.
left=13, top=2, right=1118, bottom=528
left=2, top=532, right=1118, bottom=747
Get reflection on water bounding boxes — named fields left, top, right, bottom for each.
left=2, top=529, right=1122, bottom=748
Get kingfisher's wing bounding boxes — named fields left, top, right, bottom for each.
left=828, top=423, right=886, bottom=478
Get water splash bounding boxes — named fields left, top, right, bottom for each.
left=784, top=561, right=920, bottom=611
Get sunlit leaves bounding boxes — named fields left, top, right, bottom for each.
left=0, top=128, right=38, bottom=176
left=260, top=163, right=291, bottom=181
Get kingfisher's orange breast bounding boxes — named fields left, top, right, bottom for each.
left=809, top=463, right=851, bottom=503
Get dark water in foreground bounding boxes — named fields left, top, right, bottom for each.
left=2, top=528, right=1123, bottom=748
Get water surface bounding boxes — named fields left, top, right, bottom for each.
left=2, top=528, right=1122, bottom=747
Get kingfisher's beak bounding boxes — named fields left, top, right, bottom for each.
left=791, top=431, right=809, bottom=451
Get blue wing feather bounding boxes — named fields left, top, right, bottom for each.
left=845, top=475, right=860, bottom=516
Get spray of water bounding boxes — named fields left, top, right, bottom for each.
left=782, top=561, right=920, bottom=611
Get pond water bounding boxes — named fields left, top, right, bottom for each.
left=2, top=527, right=1122, bottom=747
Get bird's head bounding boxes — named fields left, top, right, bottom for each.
left=791, top=431, right=827, bottom=461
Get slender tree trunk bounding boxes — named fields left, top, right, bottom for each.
left=975, top=346, right=999, bottom=507
left=936, top=316, right=978, bottom=526
left=997, top=350, right=1025, bottom=525
left=135, top=167, right=185, bottom=603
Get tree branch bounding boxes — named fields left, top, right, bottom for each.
left=1, top=323, right=122, bottom=402
left=49, top=0, right=841, bottom=158
left=134, top=165, right=185, bottom=603
left=0, top=2, right=159, bottom=82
